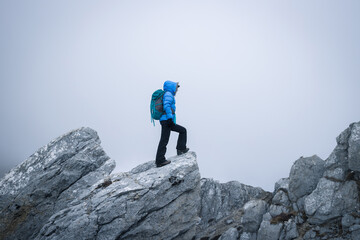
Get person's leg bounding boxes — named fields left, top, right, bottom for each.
left=155, top=121, right=171, bottom=164
left=170, top=123, right=187, bottom=151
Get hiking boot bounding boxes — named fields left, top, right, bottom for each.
left=156, top=160, right=171, bottom=168
left=177, top=148, right=189, bottom=156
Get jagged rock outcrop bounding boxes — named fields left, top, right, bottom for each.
left=196, top=179, right=270, bottom=239
left=250, top=121, right=360, bottom=240
left=0, top=127, right=202, bottom=240
left=241, top=200, right=268, bottom=233
left=0, top=128, right=115, bottom=240
left=1, top=121, right=360, bottom=240
left=37, top=152, right=201, bottom=240
left=0, top=127, right=268, bottom=240
left=288, top=155, right=325, bottom=204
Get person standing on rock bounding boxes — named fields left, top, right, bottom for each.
left=155, top=80, right=189, bottom=167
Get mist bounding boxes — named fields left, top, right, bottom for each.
left=1, top=0, right=360, bottom=191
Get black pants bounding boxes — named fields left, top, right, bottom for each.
left=156, top=120, right=187, bottom=164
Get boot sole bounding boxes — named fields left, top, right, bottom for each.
left=156, top=161, right=171, bottom=168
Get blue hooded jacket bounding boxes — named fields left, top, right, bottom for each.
left=160, top=80, right=178, bottom=122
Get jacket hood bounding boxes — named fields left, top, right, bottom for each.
left=163, top=80, right=178, bottom=95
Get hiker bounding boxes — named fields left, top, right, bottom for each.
left=154, top=80, right=189, bottom=167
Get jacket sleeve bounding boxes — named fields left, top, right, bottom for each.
left=172, top=98, right=176, bottom=112
left=163, top=92, right=174, bottom=119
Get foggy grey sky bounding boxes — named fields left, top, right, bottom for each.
left=1, top=1, right=359, bottom=191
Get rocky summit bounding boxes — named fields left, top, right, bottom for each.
left=1, top=122, right=360, bottom=240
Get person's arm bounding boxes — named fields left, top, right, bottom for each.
left=163, top=92, right=174, bottom=119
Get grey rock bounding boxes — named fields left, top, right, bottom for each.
left=323, top=149, right=348, bottom=180
left=292, top=202, right=299, bottom=212
left=342, top=214, right=356, bottom=228
left=279, top=219, right=298, bottom=240
left=348, top=122, right=360, bottom=171
left=226, top=219, right=234, bottom=225
left=317, top=225, right=337, bottom=237
left=295, top=215, right=304, bottom=224
left=0, top=127, right=114, bottom=240
left=274, top=178, right=290, bottom=193
left=304, top=177, right=359, bottom=224
left=269, top=204, right=289, bottom=218
left=199, top=179, right=269, bottom=225
left=219, top=227, right=239, bottom=240
left=240, top=232, right=257, bottom=240
left=337, top=125, right=352, bottom=146
left=303, top=229, right=317, bottom=240
left=323, top=167, right=346, bottom=182
left=295, top=195, right=306, bottom=212
left=198, top=178, right=269, bottom=232
left=288, top=155, right=325, bottom=202
left=350, top=225, right=360, bottom=240
left=325, top=126, right=351, bottom=169
left=263, top=212, right=272, bottom=221
left=0, top=126, right=274, bottom=240
left=257, top=213, right=283, bottom=240
left=349, top=225, right=360, bottom=240
left=36, top=152, right=201, bottom=240
left=272, top=190, right=291, bottom=207
left=196, top=179, right=269, bottom=239
left=2, top=121, right=360, bottom=240
left=352, top=229, right=360, bottom=240
left=241, top=200, right=268, bottom=233
left=349, top=224, right=360, bottom=232
left=323, top=123, right=356, bottom=178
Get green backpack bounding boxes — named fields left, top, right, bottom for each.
left=150, top=89, right=165, bottom=125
